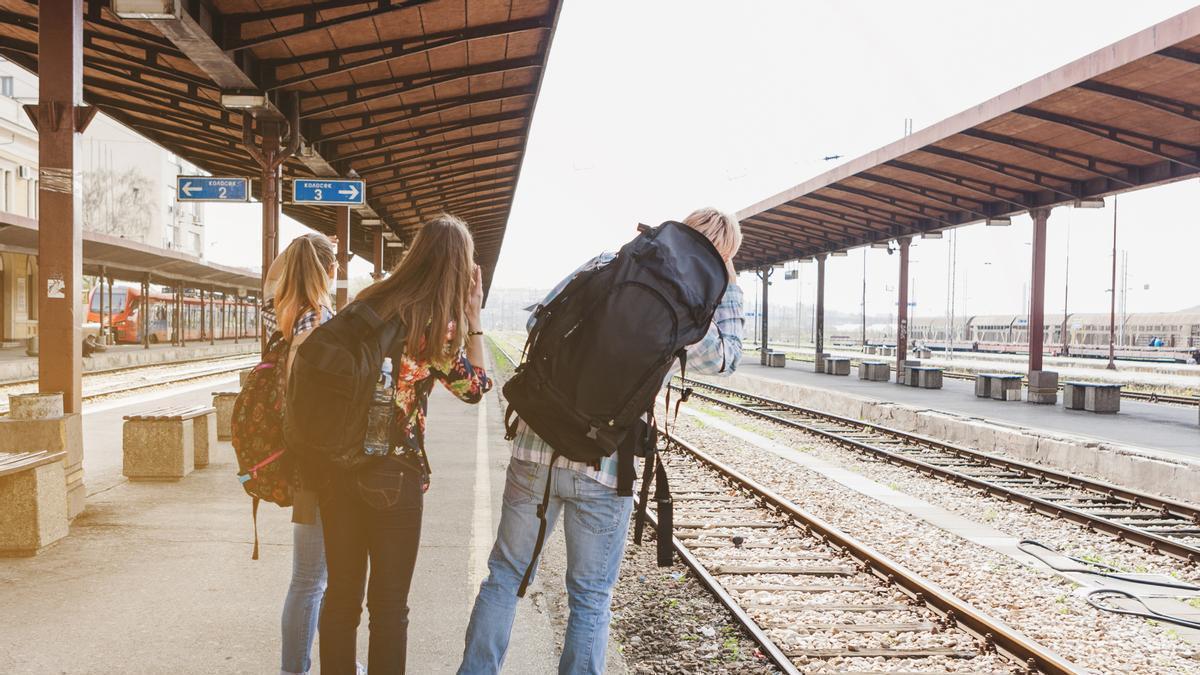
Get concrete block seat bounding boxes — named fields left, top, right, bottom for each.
left=767, top=351, right=787, bottom=368
left=906, top=366, right=943, bottom=389
left=824, top=357, right=851, bottom=376
left=122, top=404, right=216, bottom=480
left=975, top=373, right=1023, bottom=401
left=0, top=450, right=68, bottom=556
left=858, top=361, right=890, bottom=382
left=211, top=391, right=239, bottom=441
left=1027, top=370, right=1059, bottom=405
left=1063, top=381, right=1121, bottom=413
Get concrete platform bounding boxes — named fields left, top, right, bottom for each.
left=0, top=357, right=599, bottom=672
left=0, top=339, right=259, bottom=384
left=738, top=363, right=1199, bottom=458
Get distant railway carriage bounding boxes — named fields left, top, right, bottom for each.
left=907, top=310, right=1200, bottom=363
left=86, top=284, right=258, bottom=344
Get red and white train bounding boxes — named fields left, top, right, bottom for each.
left=85, top=284, right=259, bottom=344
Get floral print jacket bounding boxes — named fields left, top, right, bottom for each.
left=390, top=346, right=492, bottom=483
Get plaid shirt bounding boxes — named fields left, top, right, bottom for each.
left=511, top=252, right=745, bottom=488
left=261, top=299, right=332, bottom=338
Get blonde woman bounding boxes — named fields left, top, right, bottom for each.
left=318, top=215, right=492, bottom=674
left=262, top=233, right=339, bottom=675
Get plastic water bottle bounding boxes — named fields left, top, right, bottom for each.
left=364, top=357, right=394, bottom=456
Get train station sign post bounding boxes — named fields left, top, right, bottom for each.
left=288, top=178, right=366, bottom=309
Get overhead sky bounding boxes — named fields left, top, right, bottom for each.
left=206, top=0, right=1199, bottom=317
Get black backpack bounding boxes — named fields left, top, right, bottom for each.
left=503, top=221, right=727, bottom=594
left=283, top=301, right=405, bottom=483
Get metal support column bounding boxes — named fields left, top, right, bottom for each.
left=1029, top=208, right=1049, bottom=374
left=106, top=274, right=113, bottom=344
left=141, top=274, right=150, bottom=349
left=33, top=0, right=90, bottom=413
left=209, top=287, right=215, bottom=345
left=758, top=266, right=771, bottom=365
left=372, top=228, right=384, bottom=280
left=896, top=237, right=911, bottom=376
left=199, top=287, right=205, bottom=341
left=815, top=254, right=826, bottom=371
left=97, top=266, right=105, bottom=341
left=336, top=206, right=350, bottom=308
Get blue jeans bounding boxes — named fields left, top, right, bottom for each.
left=458, top=458, right=634, bottom=675
left=281, top=508, right=326, bottom=675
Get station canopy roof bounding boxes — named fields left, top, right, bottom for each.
left=0, top=0, right=562, bottom=291
left=0, top=212, right=261, bottom=292
left=735, top=7, right=1200, bottom=270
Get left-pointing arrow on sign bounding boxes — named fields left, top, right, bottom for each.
left=180, top=181, right=199, bottom=196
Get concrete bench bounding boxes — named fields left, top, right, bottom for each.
left=897, top=359, right=920, bottom=385
left=906, top=366, right=943, bottom=389
left=212, top=391, right=239, bottom=441
left=865, top=345, right=878, bottom=355
left=858, top=361, right=890, bottom=382
left=0, top=450, right=68, bottom=556
left=814, top=353, right=829, bottom=373
left=824, top=357, right=851, bottom=376
left=122, top=404, right=216, bottom=480
left=916, top=348, right=933, bottom=359
left=1063, top=381, right=1121, bottom=413
left=1027, top=370, right=1059, bottom=405
left=975, top=373, right=1023, bottom=401
left=766, top=351, right=787, bottom=368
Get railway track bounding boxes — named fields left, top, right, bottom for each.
left=486, top=339, right=1082, bottom=672
left=0, top=354, right=256, bottom=415
left=677, top=377, right=1200, bottom=564
left=649, top=434, right=1081, bottom=674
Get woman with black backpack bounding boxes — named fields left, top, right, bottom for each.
left=317, top=214, right=492, bottom=674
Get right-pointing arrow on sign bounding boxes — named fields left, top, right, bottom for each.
left=338, top=184, right=360, bottom=200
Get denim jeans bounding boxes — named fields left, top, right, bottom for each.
left=458, top=457, right=634, bottom=675
left=320, top=458, right=424, bottom=675
left=281, top=508, right=326, bottom=675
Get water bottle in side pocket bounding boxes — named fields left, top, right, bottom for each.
left=364, top=357, right=394, bottom=456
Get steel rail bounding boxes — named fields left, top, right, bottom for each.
left=0, top=356, right=255, bottom=415
left=0, top=352, right=256, bottom=388
left=679, top=378, right=1200, bottom=564
left=668, top=433, right=1082, bottom=675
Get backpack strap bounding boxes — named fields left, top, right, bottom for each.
left=653, top=455, right=673, bottom=566
left=632, top=440, right=656, bottom=545
left=517, top=450, right=559, bottom=598
left=250, top=497, right=261, bottom=561
left=504, top=404, right=520, bottom=441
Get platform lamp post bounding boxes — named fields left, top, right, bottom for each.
left=1107, top=196, right=1119, bottom=370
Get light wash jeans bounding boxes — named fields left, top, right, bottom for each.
left=458, top=457, right=634, bottom=675
left=281, top=508, right=327, bottom=675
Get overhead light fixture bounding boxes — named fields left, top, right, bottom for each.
left=830, top=250, right=848, bottom=257
left=220, top=92, right=270, bottom=110
left=921, top=231, right=943, bottom=239
left=798, top=257, right=814, bottom=263
left=1073, top=197, right=1105, bottom=209
left=870, top=242, right=891, bottom=249
left=985, top=217, right=1011, bottom=226
left=360, top=218, right=382, bottom=226
left=112, top=0, right=178, bottom=19
left=386, top=242, right=405, bottom=248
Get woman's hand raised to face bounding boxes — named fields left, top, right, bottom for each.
left=467, top=264, right=484, bottom=330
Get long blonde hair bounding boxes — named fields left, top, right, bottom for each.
left=275, top=234, right=336, bottom=340
left=355, top=214, right=475, bottom=363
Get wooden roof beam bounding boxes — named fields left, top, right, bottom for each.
left=224, top=0, right=434, bottom=52
left=1074, top=80, right=1200, bottom=123
left=824, top=183, right=956, bottom=227
left=311, top=85, right=535, bottom=142
left=341, top=129, right=526, bottom=169
left=300, top=56, right=542, bottom=118
left=742, top=217, right=843, bottom=249
left=327, top=110, right=528, bottom=160
left=958, top=127, right=1138, bottom=187
left=856, top=171, right=991, bottom=219
left=360, top=147, right=522, bottom=179
left=1014, top=106, right=1200, bottom=172
left=751, top=212, right=858, bottom=244
left=804, top=193, right=921, bottom=231
left=263, top=16, right=550, bottom=89
left=884, top=160, right=1032, bottom=210
left=369, top=161, right=519, bottom=200
left=918, top=145, right=1079, bottom=201
left=772, top=203, right=876, bottom=234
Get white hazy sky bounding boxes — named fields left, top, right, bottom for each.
left=206, top=0, right=1200, bottom=317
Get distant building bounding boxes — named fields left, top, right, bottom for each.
left=0, top=58, right=209, bottom=344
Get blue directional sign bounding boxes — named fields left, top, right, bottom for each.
left=176, top=176, right=249, bottom=202
left=291, top=178, right=365, bottom=206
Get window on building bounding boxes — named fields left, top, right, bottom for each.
left=0, top=77, right=13, bottom=98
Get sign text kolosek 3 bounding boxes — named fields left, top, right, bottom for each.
left=291, top=178, right=366, bottom=205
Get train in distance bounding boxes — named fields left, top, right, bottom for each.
left=905, top=310, right=1200, bottom=363
left=85, top=283, right=259, bottom=344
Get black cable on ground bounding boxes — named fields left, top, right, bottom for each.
left=1018, top=539, right=1200, bottom=592
left=1085, top=589, right=1200, bottom=630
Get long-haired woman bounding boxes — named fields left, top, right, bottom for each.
left=262, top=233, right=338, bottom=675
left=319, top=214, right=492, bottom=674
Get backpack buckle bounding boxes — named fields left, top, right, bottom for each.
left=585, top=423, right=600, bottom=440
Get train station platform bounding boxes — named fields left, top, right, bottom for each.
left=719, top=362, right=1200, bottom=506
left=0, top=339, right=260, bottom=384
left=0, top=359, right=597, bottom=673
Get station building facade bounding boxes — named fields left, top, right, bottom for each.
left=0, top=58, right=210, bottom=346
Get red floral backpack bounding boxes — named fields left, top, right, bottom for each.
left=231, top=332, right=294, bottom=559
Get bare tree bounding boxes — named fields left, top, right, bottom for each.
left=82, top=167, right=154, bottom=240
